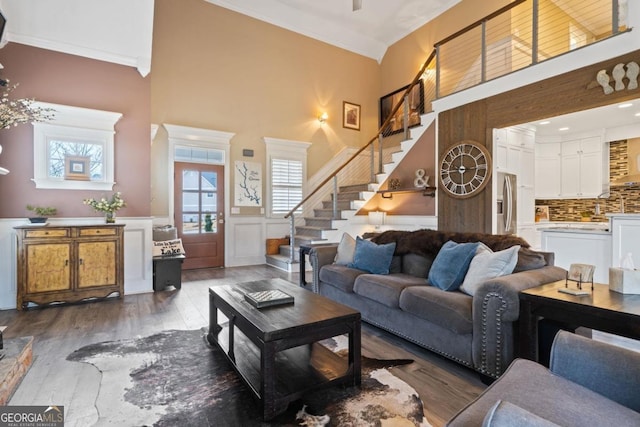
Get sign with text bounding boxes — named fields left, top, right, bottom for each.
left=0, top=406, right=64, bottom=427
left=152, top=238, right=185, bottom=257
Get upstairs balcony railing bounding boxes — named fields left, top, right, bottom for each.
left=284, top=0, right=628, bottom=259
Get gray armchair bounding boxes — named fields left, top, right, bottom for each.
left=447, top=331, right=640, bottom=426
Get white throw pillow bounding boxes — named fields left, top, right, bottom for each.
left=460, top=244, right=521, bottom=296
left=334, top=233, right=356, bottom=265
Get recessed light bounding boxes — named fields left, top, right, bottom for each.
left=635, top=112, right=640, bottom=117
left=619, top=103, right=633, bottom=109
left=559, top=127, right=570, bottom=131
left=539, top=121, right=550, bottom=125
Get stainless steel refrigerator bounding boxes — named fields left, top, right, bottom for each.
left=496, top=172, right=517, bottom=234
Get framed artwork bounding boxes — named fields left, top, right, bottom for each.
left=379, top=80, right=424, bottom=135
left=535, top=205, right=549, bottom=222
left=234, top=161, right=262, bottom=206
left=343, top=101, right=361, bottom=131
left=64, top=155, right=91, bottom=181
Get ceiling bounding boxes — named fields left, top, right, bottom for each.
left=525, top=98, right=640, bottom=139
left=0, top=0, right=460, bottom=73
left=205, top=0, right=461, bottom=62
left=0, top=0, right=155, bottom=76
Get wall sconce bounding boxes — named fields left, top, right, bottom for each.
left=368, top=210, right=386, bottom=230
left=318, top=112, right=328, bottom=124
left=421, top=67, right=435, bottom=81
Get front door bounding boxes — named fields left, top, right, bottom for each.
left=174, top=162, right=224, bottom=269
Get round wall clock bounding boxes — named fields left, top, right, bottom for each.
left=439, top=140, right=492, bottom=199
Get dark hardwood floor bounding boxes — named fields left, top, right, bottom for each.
left=0, top=265, right=484, bottom=426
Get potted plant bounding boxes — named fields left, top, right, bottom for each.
left=26, top=205, right=57, bottom=223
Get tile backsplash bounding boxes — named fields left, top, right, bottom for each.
left=536, top=140, right=640, bottom=222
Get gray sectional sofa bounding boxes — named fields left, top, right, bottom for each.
left=309, top=229, right=567, bottom=379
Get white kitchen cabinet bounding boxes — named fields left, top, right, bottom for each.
left=560, top=136, right=605, bottom=198
left=536, top=136, right=607, bottom=199
left=535, top=142, right=561, bottom=198
left=519, top=186, right=536, bottom=223
left=517, top=224, right=536, bottom=248
left=494, top=128, right=508, bottom=171
left=494, top=127, right=534, bottom=175
left=610, top=214, right=640, bottom=270
left=494, top=126, right=536, bottom=235
left=520, top=145, right=535, bottom=188
left=541, top=229, right=612, bottom=283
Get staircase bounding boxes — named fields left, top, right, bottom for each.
left=266, top=112, right=435, bottom=272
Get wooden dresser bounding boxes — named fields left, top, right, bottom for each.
left=14, top=223, right=125, bottom=310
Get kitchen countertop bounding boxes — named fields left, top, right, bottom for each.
left=541, top=227, right=611, bottom=235
left=537, top=221, right=610, bottom=234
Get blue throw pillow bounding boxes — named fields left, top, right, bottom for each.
left=428, top=240, right=480, bottom=291
left=348, top=236, right=396, bottom=274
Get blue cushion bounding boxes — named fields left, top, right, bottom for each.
left=427, top=240, right=480, bottom=291
left=348, top=236, right=396, bottom=274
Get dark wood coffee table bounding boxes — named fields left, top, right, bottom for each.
left=207, top=278, right=361, bottom=420
left=519, top=280, right=640, bottom=361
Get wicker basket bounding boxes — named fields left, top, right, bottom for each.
left=266, top=237, right=289, bottom=255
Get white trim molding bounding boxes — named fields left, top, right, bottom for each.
left=32, top=102, right=122, bottom=191
left=264, top=137, right=311, bottom=218
left=164, top=124, right=234, bottom=266
left=0, top=217, right=153, bottom=310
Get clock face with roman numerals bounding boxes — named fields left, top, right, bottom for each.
left=439, top=141, right=492, bottom=199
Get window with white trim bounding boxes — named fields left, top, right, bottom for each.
left=271, top=158, right=303, bottom=215
left=32, top=102, right=122, bottom=190
left=264, top=137, right=311, bottom=218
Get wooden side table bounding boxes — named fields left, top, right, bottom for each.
left=298, top=243, right=336, bottom=288
left=519, top=280, right=640, bottom=361
left=152, top=254, right=185, bottom=291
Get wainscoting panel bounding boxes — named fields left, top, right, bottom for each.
left=227, top=217, right=265, bottom=267
left=121, top=219, right=153, bottom=295
left=0, top=217, right=153, bottom=310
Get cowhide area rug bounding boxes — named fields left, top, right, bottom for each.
left=67, top=329, right=432, bottom=426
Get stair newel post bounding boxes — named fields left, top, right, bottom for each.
left=370, top=141, right=375, bottom=183
left=378, top=133, right=383, bottom=175
left=403, top=95, right=409, bottom=140
left=332, top=176, right=338, bottom=219
left=289, top=213, right=295, bottom=263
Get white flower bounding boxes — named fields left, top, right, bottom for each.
left=0, top=82, right=54, bottom=129
left=83, top=192, right=126, bottom=214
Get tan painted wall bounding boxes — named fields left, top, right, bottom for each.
left=380, top=0, right=511, bottom=97
left=151, top=0, right=381, bottom=216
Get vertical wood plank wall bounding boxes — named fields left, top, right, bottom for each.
left=438, top=49, right=640, bottom=233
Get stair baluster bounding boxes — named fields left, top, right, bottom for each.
left=332, top=176, right=338, bottom=219
left=289, top=213, right=295, bottom=263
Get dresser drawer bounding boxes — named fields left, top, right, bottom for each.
left=79, top=227, right=117, bottom=237
left=25, top=229, right=69, bottom=238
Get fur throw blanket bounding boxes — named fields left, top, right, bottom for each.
left=370, top=229, right=530, bottom=258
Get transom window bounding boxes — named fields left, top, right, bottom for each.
left=32, top=102, right=122, bottom=190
